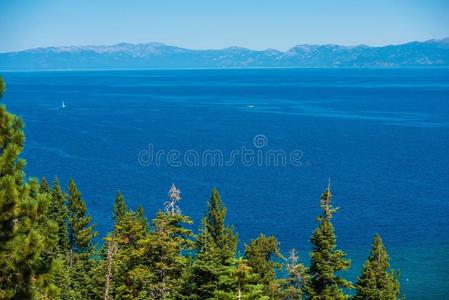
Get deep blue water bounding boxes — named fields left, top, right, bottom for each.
left=2, top=68, right=449, bottom=299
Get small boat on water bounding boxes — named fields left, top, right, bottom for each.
left=62, top=101, right=66, bottom=108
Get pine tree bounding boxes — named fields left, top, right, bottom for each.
left=25, top=178, right=60, bottom=299
left=0, top=76, right=26, bottom=298
left=108, top=186, right=195, bottom=299
left=67, top=178, right=97, bottom=254
left=137, top=205, right=149, bottom=232
left=354, top=234, right=400, bottom=300
left=44, top=177, right=77, bottom=298
left=113, top=191, right=127, bottom=222
left=244, top=234, right=285, bottom=299
left=93, top=192, right=151, bottom=299
left=142, top=211, right=194, bottom=299
left=51, top=255, right=82, bottom=300
left=40, top=176, right=51, bottom=193
left=304, top=183, right=352, bottom=300
left=198, top=188, right=238, bottom=264
left=0, top=77, right=58, bottom=299
left=49, top=177, right=70, bottom=254
left=213, top=257, right=268, bottom=300
left=189, top=188, right=238, bottom=298
left=66, top=178, right=98, bottom=299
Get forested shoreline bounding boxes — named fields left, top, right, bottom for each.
left=0, top=77, right=401, bottom=299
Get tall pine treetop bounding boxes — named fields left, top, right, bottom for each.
left=67, top=178, right=97, bottom=252
left=354, top=234, right=400, bottom=300
left=370, top=234, right=390, bottom=273
left=112, top=191, right=127, bottom=221
left=189, top=188, right=238, bottom=298
left=40, top=176, right=51, bottom=194
left=205, top=189, right=231, bottom=242
left=50, top=176, right=69, bottom=253
left=199, top=188, right=238, bottom=258
left=319, top=180, right=338, bottom=221
left=305, top=184, right=352, bottom=299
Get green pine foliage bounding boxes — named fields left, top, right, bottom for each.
left=212, top=257, right=268, bottom=300
left=0, top=77, right=25, bottom=273
left=112, top=191, right=127, bottom=221
left=139, top=211, right=194, bottom=299
left=354, top=234, right=400, bottom=300
left=244, top=234, right=285, bottom=298
left=40, top=176, right=51, bottom=194
left=304, top=184, right=352, bottom=300
left=52, top=255, right=83, bottom=300
left=0, top=77, right=59, bottom=299
left=112, top=210, right=153, bottom=299
left=198, top=188, right=238, bottom=264
left=104, top=193, right=152, bottom=299
left=66, top=179, right=98, bottom=298
left=67, top=178, right=97, bottom=253
left=188, top=188, right=238, bottom=298
left=50, top=177, right=70, bottom=254
left=0, top=76, right=404, bottom=299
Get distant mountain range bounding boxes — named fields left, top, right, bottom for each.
left=1, top=39, right=449, bottom=70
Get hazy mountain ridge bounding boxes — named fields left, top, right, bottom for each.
left=1, top=39, right=449, bottom=70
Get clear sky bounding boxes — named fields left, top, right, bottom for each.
left=1, top=0, right=449, bottom=52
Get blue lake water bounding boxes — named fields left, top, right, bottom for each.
left=2, top=68, right=449, bottom=299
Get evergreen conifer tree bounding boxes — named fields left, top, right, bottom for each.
left=213, top=257, right=268, bottom=300
left=354, top=234, right=400, bottom=300
left=49, top=177, right=69, bottom=254
left=0, top=77, right=58, bottom=299
left=141, top=211, right=194, bottom=299
left=66, top=178, right=98, bottom=298
left=94, top=192, right=151, bottom=299
left=198, top=188, right=238, bottom=263
left=304, top=183, right=352, bottom=299
left=26, top=179, right=60, bottom=298
left=0, top=77, right=26, bottom=298
left=137, top=205, right=149, bottom=232
left=189, top=188, right=238, bottom=298
left=67, top=178, right=97, bottom=254
left=244, top=234, right=284, bottom=298
left=113, top=191, right=127, bottom=222
left=40, top=176, right=51, bottom=194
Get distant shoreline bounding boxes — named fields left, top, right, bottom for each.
left=1, top=39, right=448, bottom=70
left=2, top=66, right=449, bottom=73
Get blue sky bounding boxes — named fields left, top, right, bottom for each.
left=1, top=0, right=448, bottom=52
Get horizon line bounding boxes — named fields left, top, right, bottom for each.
left=2, top=66, right=449, bottom=73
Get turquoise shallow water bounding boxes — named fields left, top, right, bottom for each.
left=2, top=68, right=449, bottom=298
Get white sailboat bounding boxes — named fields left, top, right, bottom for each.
left=62, top=101, right=66, bottom=108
